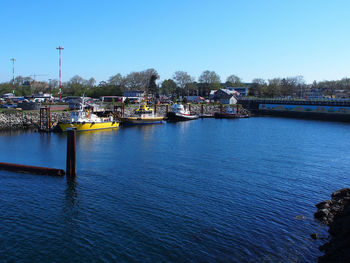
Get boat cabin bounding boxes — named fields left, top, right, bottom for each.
left=70, top=111, right=88, bottom=122
left=225, top=107, right=237, bottom=115
left=70, top=109, right=104, bottom=123
left=171, top=104, right=189, bottom=114
left=135, top=103, right=153, bottom=115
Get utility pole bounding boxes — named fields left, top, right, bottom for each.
left=10, top=58, right=16, bottom=96
left=56, top=46, right=64, bottom=100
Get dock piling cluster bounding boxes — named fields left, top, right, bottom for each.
left=39, top=107, right=51, bottom=132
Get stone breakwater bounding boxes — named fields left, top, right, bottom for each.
left=0, top=111, right=70, bottom=130
left=314, top=188, right=350, bottom=263
left=123, top=104, right=250, bottom=117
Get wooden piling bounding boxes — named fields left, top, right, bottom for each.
left=66, top=129, right=77, bottom=179
left=0, top=162, right=65, bottom=176
left=39, top=107, right=51, bottom=131
left=154, top=104, right=157, bottom=114
left=189, top=104, right=192, bottom=115
left=114, top=105, right=125, bottom=119
left=166, top=104, right=169, bottom=113
left=201, top=104, right=204, bottom=115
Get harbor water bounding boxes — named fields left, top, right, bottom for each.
left=1, top=117, right=350, bottom=262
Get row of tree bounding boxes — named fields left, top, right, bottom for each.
left=0, top=69, right=242, bottom=98
left=1, top=68, right=350, bottom=98
left=249, top=77, right=350, bottom=98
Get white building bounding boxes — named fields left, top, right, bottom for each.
left=211, top=89, right=238, bottom=105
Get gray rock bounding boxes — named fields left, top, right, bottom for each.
left=316, top=200, right=331, bottom=209
left=0, top=111, right=70, bottom=130
left=315, top=188, right=350, bottom=262
left=310, top=233, right=318, bottom=240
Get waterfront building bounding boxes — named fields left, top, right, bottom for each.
left=25, top=93, right=54, bottom=102
left=225, top=86, right=250, bottom=96
left=334, top=90, right=350, bottom=99
left=123, top=90, right=145, bottom=103
left=209, top=90, right=216, bottom=101
left=123, top=90, right=145, bottom=98
left=211, top=89, right=238, bottom=105
left=304, top=88, right=324, bottom=99
left=100, top=96, right=125, bottom=103
left=184, top=96, right=205, bottom=103
left=2, top=93, right=14, bottom=99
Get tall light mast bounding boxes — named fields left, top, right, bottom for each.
left=10, top=58, right=16, bottom=96
left=56, top=46, right=64, bottom=100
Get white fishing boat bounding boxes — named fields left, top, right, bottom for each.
left=166, top=104, right=199, bottom=122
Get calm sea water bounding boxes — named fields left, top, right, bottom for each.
left=1, top=117, right=350, bottom=262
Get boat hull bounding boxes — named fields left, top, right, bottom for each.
left=166, top=112, right=199, bottom=122
left=214, top=112, right=238, bottom=119
left=58, top=121, right=119, bottom=132
left=121, top=117, right=164, bottom=125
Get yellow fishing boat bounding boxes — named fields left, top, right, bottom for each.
left=121, top=103, right=163, bottom=125
left=58, top=98, right=119, bottom=132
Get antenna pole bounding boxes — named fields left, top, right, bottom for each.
left=10, top=58, right=16, bottom=96
left=56, top=46, right=64, bottom=100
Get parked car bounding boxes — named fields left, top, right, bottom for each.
left=128, top=98, right=140, bottom=104
left=0, top=104, right=17, bottom=108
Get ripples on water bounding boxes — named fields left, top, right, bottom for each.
left=1, top=117, right=350, bottom=262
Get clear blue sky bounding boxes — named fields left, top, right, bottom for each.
left=0, top=0, right=349, bottom=84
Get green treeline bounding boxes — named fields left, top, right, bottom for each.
left=1, top=69, right=350, bottom=98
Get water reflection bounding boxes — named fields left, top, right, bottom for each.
left=63, top=179, right=79, bottom=223
left=39, top=132, right=51, bottom=152
left=173, top=121, right=192, bottom=133
left=78, top=127, right=118, bottom=140
left=0, top=129, right=36, bottom=137
left=54, top=128, right=120, bottom=153
left=77, top=128, right=119, bottom=137
left=123, top=124, right=161, bottom=141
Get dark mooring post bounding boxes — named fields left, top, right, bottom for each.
left=66, top=128, right=76, bottom=179
left=154, top=104, right=157, bottom=114
left=189, top=104, right=192, bottom=115
left=201, top=104, right=204, bottom=115
left=39, top=108, right=44, bottom=130
left=166, top=104, right=169, bottom=113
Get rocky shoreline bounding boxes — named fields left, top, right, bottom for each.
left=0, top=111, right=70, bottom=130
left=122, top=104, right=224, bottom=116
left=314, top=188, right=350, bottom=262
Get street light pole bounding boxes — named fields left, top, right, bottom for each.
left=56, top=46, right=64, bottom=100
left=10, top=58, right=16, bottom=96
